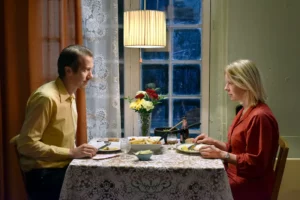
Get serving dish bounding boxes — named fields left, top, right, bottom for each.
left=128, top=136, right=162, bottom=151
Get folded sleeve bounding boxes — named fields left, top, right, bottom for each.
left=235, top=114, right=277, bottom=178
left=17, top=93, right=70, bottom=161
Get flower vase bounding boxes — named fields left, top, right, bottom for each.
left=138, top=112, right=152, bottom=136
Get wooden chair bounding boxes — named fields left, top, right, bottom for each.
left=271, top=136, right=289, bottom=200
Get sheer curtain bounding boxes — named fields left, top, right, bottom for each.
left=81, top=0, right=121, bottom=141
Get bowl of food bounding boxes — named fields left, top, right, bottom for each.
left=128, top=136, right=162, bottom=151
left=135, top=150, right=153, bottom=161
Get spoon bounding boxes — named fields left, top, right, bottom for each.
left=167, top=120, right=183, bottom=132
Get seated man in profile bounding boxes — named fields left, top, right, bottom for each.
left=17, top=45, right=98, bottom=200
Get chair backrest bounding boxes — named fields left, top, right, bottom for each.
left=271, top=136, right=289, bottom=200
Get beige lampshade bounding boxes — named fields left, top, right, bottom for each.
left=124, top=10, right=166, bottom=48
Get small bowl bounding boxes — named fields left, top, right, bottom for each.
left=135, top=153, right=152, bottom=161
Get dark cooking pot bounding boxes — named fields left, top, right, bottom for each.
left=154, top=127, right=180, bottom=144
left=154, top=122, right=201, bottom=144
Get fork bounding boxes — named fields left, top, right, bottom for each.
left=188, top=143, right=198, bottom=150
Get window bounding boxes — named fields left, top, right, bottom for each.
left=121, top=0, right=210, bottom=136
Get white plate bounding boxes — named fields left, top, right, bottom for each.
left=98, top=147, right=121, bottom=153
left=176, top=144, right=208, bottom=154
left=128, top=136, right=162, bottom=151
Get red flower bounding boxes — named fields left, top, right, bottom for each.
left=135, top=93, right=145, bottom=99
left=146, top=88, right=158, bottom=100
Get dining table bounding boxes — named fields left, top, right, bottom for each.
left=59, top=138, right=233, bottom=200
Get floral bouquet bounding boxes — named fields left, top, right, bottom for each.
left=125, top=86, right=165, bottom=136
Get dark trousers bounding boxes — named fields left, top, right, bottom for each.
left=24, top=167, right=68, bottom=200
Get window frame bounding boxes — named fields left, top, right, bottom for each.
left=123, top=0, right=210, bottom=136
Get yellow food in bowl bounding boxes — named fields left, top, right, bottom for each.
left=129, top=137, right=160, bottom=144
left=135, top=150, right=153, bottom=155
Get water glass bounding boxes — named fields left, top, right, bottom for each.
left=120, top=138, right=131, bottom=158
left=167, top=133, right=178, bottom=150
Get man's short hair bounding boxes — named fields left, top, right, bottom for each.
left=57, top=45, right=93, bottom=78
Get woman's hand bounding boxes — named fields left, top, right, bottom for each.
left=199, top=145, right=223, bottom=159
left=193, top=133, right=215, bottom=145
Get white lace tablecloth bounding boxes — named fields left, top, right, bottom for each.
left=60, top=139, right=233, bottom=200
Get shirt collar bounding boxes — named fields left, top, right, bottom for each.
left=55, top=78, right=75, bottom=102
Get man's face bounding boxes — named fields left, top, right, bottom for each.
left=69, top=55, right=94, bottom=89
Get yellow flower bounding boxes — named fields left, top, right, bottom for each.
left=141, top=100, right=154, bottom=111
left=125, top=87, right=165, bottom=113
left=129, top=98, right=154, bottom=111
left=129, top=101, right=137, bottom=110
left=130, top=98, right=145, bottom=111
left=135, top=99, right=144, bottom=110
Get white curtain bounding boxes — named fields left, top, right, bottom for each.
left=81, top=0, right=121, bottom=141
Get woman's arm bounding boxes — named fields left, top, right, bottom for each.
left=199, top=145, right=237, bottom=164
left=212, top=140, right=227, bottom=151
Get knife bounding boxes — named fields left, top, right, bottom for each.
left=98, top=142, right=111, bottom=150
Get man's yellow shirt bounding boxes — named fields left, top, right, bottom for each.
left=17, top=78, right=77, bottom=171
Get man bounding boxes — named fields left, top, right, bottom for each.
left=17, top=45, right=98, bottom=200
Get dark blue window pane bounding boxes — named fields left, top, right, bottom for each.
left=140, top=0, right=169, bottom=24
left=142, top=51, right=169, bottom=60
left=119, top=64, right=124, bottom=95
left=141, top=64, right=168, bottom=94
left=173, top=29, right=201, bottom=60
left=173, top=0, right=201, bottom=24
left=118, top=0, right=124, bottom=25
left=173, top=99, right=201, bottom=128
left=151, top=99, right=169, bottom=128
left=141, top=0, right=169, bottom=12
left=119, top=29, right=124, bottom=60
left=173, top=64, right=201, bottom=95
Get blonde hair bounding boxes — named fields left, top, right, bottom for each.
left=225, top=59, right=266, bottom=106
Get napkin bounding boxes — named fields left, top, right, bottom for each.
left=92, top=154, right=120, bottom=160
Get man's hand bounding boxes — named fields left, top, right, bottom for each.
left=199, top=145, right=223, bottom=159
left=69, top=144, right=98, bottom=158
left=193, top=133, right=215, bottom=145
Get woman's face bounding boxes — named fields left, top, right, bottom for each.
left=224, top=74, right=247, bottom=102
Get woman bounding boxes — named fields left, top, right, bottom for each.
left=194, top=60, right=279, bottom=200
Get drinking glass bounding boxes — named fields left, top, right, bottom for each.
left=167, top=133, right=178, bottom=150
left=120, top=138, right=131, bottom=158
